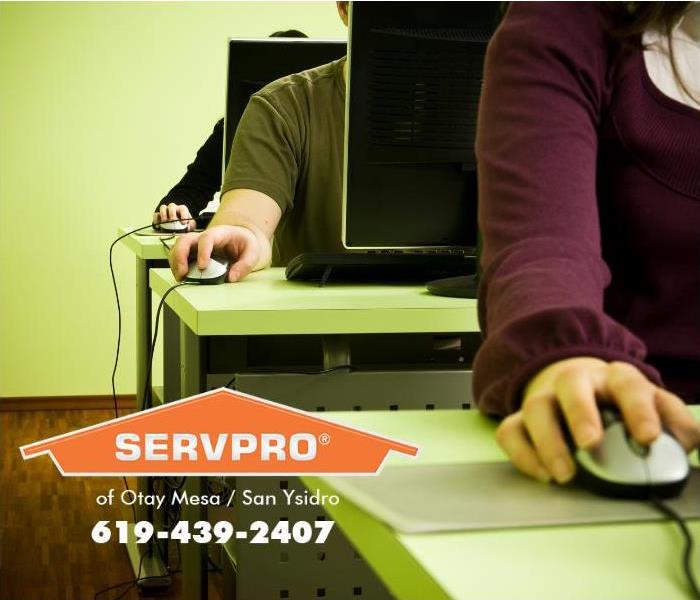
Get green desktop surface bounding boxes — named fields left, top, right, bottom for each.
left=305, top=409, right=700, bottom=600
left=149, top=268, right=479, bottom=336
left=118, top=226, right=172, bottom=260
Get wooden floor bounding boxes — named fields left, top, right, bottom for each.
left=1, top=409, right=223, bottom=600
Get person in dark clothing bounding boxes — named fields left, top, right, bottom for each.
left=153, top=29, right=308, bottom=230
left=167, top=2, right=350, bottom=284
left=473, top=2, right=700, bottom=484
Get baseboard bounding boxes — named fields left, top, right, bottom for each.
left=0, top=394, right=137, bottom=412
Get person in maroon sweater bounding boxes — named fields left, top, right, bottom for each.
left=473, top=2, right=700, bottom=484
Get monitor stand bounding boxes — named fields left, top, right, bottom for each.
left=285, top=252, right=476, bottom=284
left=426, top=275, right=478, bottom=299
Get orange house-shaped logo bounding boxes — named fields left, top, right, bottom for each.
left=20, top=388, right=419, bottom=476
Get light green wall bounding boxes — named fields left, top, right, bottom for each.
left=0, top=1, right=346, bottom=398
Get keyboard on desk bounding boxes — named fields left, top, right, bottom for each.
left=285, top=252, right=476, bottom=284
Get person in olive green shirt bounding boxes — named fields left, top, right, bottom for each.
left=170, top=1, right=349, bottom=281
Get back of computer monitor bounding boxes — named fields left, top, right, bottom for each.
left=224, top=38, right=347, bottom=171
left=342, top=2, right=501, bottom=251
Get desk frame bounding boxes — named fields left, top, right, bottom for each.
left=149, top=268, right=479, bottom=600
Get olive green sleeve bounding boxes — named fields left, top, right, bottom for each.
left=221, top=94, right=300, bottom=213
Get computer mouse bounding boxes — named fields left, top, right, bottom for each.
left=184, top=257, right=230, bottom=285
left=573, top=408, right=689, bottom=499
left=426, top=275, right=478, bottom=298
left=155, top=220, right=188, bottom=233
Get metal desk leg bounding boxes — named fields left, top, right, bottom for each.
left=128, top=258, right=170, bottom=588
left=180, top=322, right=208, bottom=600
left=135, top=258, right=151, bottom=412
left=135, top=258, right=151, bottom=522
left=322, top=335, right=351, bottom=370
left=163, top=304, right=181, bottom=402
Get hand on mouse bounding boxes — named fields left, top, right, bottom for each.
left=153, top=203, right=196, bottom=231
left=169, top=224, right=262, bottom=283
left=496, top=357, right=700, bottom=484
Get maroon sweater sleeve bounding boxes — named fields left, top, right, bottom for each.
left=473, top=2, right=661, bottom=417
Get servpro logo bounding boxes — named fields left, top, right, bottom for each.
left=20, top=388, right=419, bottom=476
left=115, top=432, right=321, bottom=463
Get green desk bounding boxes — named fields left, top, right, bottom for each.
left=149, top=267, right=478, bottom=336
left=149, top=264, right=480, bottom=410
left=150, top=267, right=479, bottom=600
left=307, top=409, right=700, bottom=600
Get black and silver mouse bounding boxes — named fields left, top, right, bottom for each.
left=573, top=409, right=689, bottom=499
left=184, top=257, right=230, bottom=285
left=154, top=220, right=188, bottom=233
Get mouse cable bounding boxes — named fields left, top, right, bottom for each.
left=133, top=281, right=189, bottom=552
left=109, top=218, right=194, bottom=420
left=222, top=364, right=354, bottom=390
left=94, top=548, right=145, bottom=600
left=130, top=278, right=190, bottom=574
left=110, top=223, right=162, bottom=524
left=158, top=235, right=175, bottom=252
left=142, top=281, right=191, bottom=411
left=109, top=221, right=194, bottom=527
left=93, top=547, right=182, bottom=600
left=649, top=496, right=700, bottom=600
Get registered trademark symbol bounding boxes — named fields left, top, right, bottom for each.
left=318, top=433, right=331, bottom=445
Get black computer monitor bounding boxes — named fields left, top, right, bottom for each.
left=342, top=2, right=501, bottom=251
left=224, top=38, right=347, bottom=171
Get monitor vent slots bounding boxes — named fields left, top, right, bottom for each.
left=367, top=44, right=485, bottom=165
left=371, top=27, right=492, bottom=43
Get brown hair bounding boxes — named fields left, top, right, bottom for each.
left=609, top=2, right=691, bottom=43
left=608, top=2, right=697, bottom=102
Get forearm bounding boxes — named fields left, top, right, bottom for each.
left=208, top=192, right=276, bottom=271
left=472, top=2, right=656, bottom=415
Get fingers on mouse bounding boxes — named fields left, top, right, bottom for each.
left=569, top=408, right=689, bottom=499
left=155, top=220, right=189, bottom=233
left=185, top=257, right=230, bottom=285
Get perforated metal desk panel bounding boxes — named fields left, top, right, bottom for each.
left=305, top=408, right=700, bottom=600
